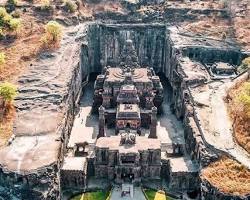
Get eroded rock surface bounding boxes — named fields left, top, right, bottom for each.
left=0, top=24, right=88, bottom=199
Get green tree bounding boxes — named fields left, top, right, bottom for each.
left=41, top=21, right=62, bottom=46
left=0, top=82, right=18, bottom=102
left=64, top=0, right=77, bottom=13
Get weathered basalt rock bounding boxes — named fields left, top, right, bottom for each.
left=201, top=179, right=250, bottom=200
left=0, top=24, right=89, bottom=199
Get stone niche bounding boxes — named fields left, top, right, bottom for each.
left=181, top=47, right=242, bottom=65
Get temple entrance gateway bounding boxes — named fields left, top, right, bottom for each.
left=114, top=165, right=142, bottom=183
left=121, top=172, right=134, bottom=182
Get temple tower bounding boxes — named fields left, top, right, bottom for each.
left=98, top=105, right=105, bottom=138
left=149, top=106, right=157, bottom=138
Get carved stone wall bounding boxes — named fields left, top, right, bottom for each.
left=60, top=170, right=86, bottom=189
left=181, top=47, right=242, bottom=65
left=169, top=171, right=199, bottom=191
left=94, top=148, right=161, bottom=181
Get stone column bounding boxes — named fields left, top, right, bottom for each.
left=98, top=105, right=105, bottom=138
left=149, top=106, right=157, bottom=138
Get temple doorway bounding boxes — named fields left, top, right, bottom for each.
left=126, top=122, right=131, bottom=129
left=121, top=172, right=134, bottom=183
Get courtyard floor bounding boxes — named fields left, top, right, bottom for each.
left=110, top=185, right=146, bottom=200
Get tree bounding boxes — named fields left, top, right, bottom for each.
left=0, top=82, right=18, bottom=103
left=41, top=21, right=62, bottom=47
left=64, top=0, right=77, bottom=13
left=45, top=20, right=62, bottom=42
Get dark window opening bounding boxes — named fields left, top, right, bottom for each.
left=187, top=190, right=199, bottom=199
left=121, top=155, right=135, bottom=164
left=101, top=150, right=107, bottom=162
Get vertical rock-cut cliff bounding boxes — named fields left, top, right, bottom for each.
left=0, top=24, right=89, bottom=200
left=86, top=23, right=168, bottom=73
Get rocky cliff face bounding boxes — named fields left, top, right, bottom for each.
left=0, top=24, right=88, bottom=200
left=201, top=179, right=250, bottom=200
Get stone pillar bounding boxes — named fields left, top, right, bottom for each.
left=98, top=105, right=105, bottom=138
left=149, top=106, right=157, bottom=138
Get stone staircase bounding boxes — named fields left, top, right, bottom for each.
left=122, top=183, right=134, bottom=198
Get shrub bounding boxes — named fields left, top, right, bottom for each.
left=0, top=82, right=18, bottom=102
left=0, top=52, right=6, bottom=66
left=3, top=13, right=12, bottom=24
left=0, top=7, right=9, bottom=26
left=64, top=0, right=77, bottom=13
left=0, top=7, right=7, bottom=18
left=11, top=10, right=21, bottom=18
left=41, top=0, right=52, bottom=11
left=8, top=18, right=21, bottom=31
left=42, top=20, right=62, bottom=44
left=238, top=57, right=250, bottom=72
left=242, top=57, right=250, bottom=67
left=0, top=28, right=4, bottom=39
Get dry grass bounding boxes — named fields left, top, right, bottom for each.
left=0, top=4, right=45, bottom=147
left=227, top=80, right=250, bottom=153
left=201, top=157, right=250, bottom=196
left=0, top=104, right=15, bottom=147
left=0, top=13, right=44, bottom=81
left=230, top=0, right=250, bottom=51
left=184, top=16, right=232, bottom=40
left=163, top=0, right=223, bottom=9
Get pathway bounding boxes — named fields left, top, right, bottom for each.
left=110, top=185, right=146, bottom=200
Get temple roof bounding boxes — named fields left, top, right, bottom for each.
left=61, top=157, right=87, bottom=171
left=117, top=104, right=140, bottom=119
left=96, top=136, right=161, bottom=153
left=106, top=67, right=151, bottom=83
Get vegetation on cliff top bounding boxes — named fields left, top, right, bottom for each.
left=228, top=58, right=250, bottom=153
left=0, top=82, right=17, bottom=147
left=41, top=20, right=62, bottom=47
left=0, top=82, right=17, bottom=102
